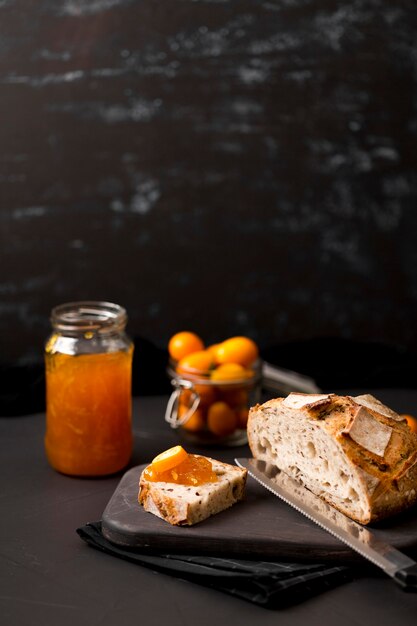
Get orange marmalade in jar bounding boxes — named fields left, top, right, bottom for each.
left=44, top=301, right=134, bottom=476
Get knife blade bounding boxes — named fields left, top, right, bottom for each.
left=235, top=457, right=417, bottom=590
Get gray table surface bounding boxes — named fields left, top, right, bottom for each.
left=1, top=390, right=417, bottom=625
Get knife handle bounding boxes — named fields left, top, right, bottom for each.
left=394, top=563, right=417, bottom=591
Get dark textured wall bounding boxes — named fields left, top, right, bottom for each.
left=1, top=0, right=417, bottom=366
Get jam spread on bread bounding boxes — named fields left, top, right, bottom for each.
left=143, top=447, right=218, bottom=486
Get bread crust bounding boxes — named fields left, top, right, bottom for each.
left=248, top=393, right=417, bottom=524
left=138, top=457, right=247, bottom=526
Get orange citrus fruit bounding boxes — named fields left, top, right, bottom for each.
left=178, top=403, right=205, bottom=432
left=194, top=383, right=217, bottom=406
left=215, top=336, right=259, bottom=367
left=206, top=343, right=221, bottom=363
left=210, top=362, right=251, bottom=382
left=151, top=445, right=189, bottom=473
left=402, top=414, right=417, bottom=434
left=179, top=386, right=215, bottom=407
left=236, top=407, right=249, bottom=429
left=177, top=350, right=214, bottom=376
left=179, top=388, right=194, bottom=406
left=207, top=401, right=238, bottom=437
left=220, top=387, right=249, bottom=408
left=168, top=331, right=204, bottom=361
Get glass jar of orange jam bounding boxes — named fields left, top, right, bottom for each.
left=44, top=301, right=134, bottom=476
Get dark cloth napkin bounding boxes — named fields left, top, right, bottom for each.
left=77, top=522, right=353, bottom=608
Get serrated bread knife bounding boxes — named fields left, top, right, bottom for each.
left=235, top=458, right=417, bottom=591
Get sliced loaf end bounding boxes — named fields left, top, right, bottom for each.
left=248, top=393, right=417, bottom=524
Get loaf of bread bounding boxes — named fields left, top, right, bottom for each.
left=138, top=458, right=247, bottom=526
left=248, top=393, right=417, bottom=524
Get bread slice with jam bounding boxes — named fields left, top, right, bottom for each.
left=138, top=447, right=247, bottom=526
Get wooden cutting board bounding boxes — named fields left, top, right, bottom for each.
left=101, top=464, right=417, bottom=563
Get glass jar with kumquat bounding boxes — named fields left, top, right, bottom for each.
left=44, top=301, right=134, bottom=476
left=165, top=332, right=261, bottom=446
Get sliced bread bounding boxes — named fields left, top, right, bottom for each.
left=138, top=457, right=247, bottom=526
left=248, top=392, right=417, bottom=524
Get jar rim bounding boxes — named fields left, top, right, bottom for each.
left=51, top=301, right=127, bottom=333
